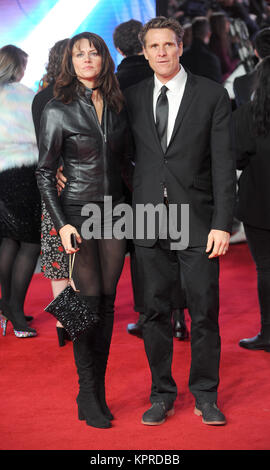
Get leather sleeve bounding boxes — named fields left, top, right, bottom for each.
left=36, top=102, right=68, bottom=232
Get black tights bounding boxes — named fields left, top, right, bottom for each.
left=0, top=238, right=40, bottom=318
left=71, top=237, right=126, bottom=298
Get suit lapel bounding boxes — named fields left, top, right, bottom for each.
left=142, top=72, right=197, bottom=153
left=167, top=72, right=197, bottom=150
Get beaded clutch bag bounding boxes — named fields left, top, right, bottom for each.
left=44, top=254, right=98, bottom=342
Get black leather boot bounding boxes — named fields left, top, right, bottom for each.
left=72, top=295, right=111, bottom=429
left=93, top=294, right=116, bottom=421
left=239, top=324, right=270, bottom=352
left=172, top=309, right=188, bottom=340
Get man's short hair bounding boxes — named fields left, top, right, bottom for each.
left=254, top=27, right=270, bottom=59
left=138, top=16, right=184, bottom=47
left=113, top=19, right=143, bottom=56
left=191, top=16, right=210, bottom=40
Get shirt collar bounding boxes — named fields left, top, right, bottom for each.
left=154, top=66, right=187, bottom=94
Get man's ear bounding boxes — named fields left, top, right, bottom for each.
left=178, top=41, right=183, bottom=57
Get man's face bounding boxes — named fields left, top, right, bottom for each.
left=143, top=28, right=183, bottom=83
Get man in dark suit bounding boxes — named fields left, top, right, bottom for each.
left=113, top=19, right=153, bottom=338
left=113, top=19, right=188, bottom=342
left=124, top=16, right=235, bottom=426
left=233, top=27, right=270, bottom=106
left=181, top=16, right=223, bottom=83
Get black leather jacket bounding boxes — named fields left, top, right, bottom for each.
left=36, top=89, right=134, bottom=232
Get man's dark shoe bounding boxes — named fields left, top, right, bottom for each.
left=194, top=402, right=226, bottom=425
left=141, top=402, right=175, bottom=426
left=239, top=333, right=270, bottom=352
left=127, top=322, right=143, bottom=338
left=172, top=309, right=189, bottom=341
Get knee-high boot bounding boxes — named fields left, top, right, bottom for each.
left=93, top=294, right=115, bottom=421
left=72, top=295, right=111, bottom=429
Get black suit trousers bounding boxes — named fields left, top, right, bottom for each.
left=135, top=240, right=220, bottom=405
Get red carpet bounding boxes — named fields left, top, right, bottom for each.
left=1, top=243, right=270, bottom=451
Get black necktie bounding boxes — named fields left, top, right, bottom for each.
left=155, top=85, right=168, bottom=153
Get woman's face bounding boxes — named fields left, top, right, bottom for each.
left=72, top=38, right=102, bottom=87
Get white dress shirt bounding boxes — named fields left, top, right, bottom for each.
left=153, top=65, right=187, bottom=147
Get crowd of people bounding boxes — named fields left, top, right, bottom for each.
left=1, top=0, right=270, bottom=430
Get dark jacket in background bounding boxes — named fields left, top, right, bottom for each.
left=181, top=38, right=223, bottom=83
left=32, top=83, right=54, bottom=145
left=233, top=101, right=270, bottom=229
left=116, top=55, right=153, bottom=91
left=233, top=69, right=257, bottom=107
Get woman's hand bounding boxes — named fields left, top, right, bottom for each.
left=59, top=224, right=82, bottom=254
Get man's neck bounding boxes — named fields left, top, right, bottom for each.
left=155, top=66, right=181, bottom=85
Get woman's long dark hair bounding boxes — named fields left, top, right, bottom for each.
left=251, top=56, right=270, bottom=137
left=54, top=32, right=124, bottom=113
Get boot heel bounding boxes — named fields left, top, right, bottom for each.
left=0, top=314, right=8, bottom=336
left=56, top=326, right=66, bottom=347
left=77, top=397, right=111, bottom=428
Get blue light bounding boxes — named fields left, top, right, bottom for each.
left=0, top=0, right=155, bottom=91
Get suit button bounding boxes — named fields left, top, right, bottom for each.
left=164, top=158, right=168, bottom=163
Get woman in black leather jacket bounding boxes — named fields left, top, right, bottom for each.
left=36, top=32, right=133, bottom=429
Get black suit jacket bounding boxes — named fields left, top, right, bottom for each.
left=181, top=39, right=223, bottom=84
left=233, top=102, right=270, bottom=229
left=124, top=72, right=236, bottom=247
left=233, top=69, right=257, bottom=107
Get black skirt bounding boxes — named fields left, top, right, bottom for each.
left=0, top=165, right=41, bottom=244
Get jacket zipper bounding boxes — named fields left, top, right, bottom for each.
left=90, top=102, right=108, bottom=194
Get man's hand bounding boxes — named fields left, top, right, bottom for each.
left=56, top=165, right=67, bottom=195
left=206, top=229, right=230, bottom=258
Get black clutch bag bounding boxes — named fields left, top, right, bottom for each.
left=44, top=253, right=98, bottom=342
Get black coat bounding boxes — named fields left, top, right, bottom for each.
left=124, top=72, right=236, bottom=247
left=116, top=55, right=153, bottom=91
left=233, top=101, right=270, bottom=229
left=233, top=69, right=257, bottom=107
left=32, top=83, right=54, bottom=145
left=181, top=39, right=223, bottom=84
